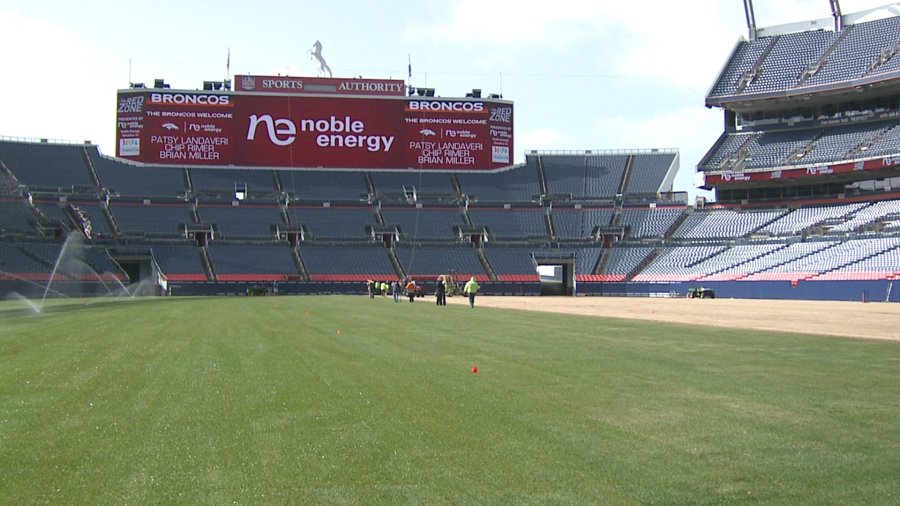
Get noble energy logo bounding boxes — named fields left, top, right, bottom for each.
left=246, top=114, right=395, bottom=152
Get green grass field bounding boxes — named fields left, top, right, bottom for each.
left=1, top=295, right=899, bottom=504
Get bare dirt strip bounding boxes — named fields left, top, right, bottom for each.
left=446, top=296, right=900, bottom=341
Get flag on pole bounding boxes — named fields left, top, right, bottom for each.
left=227, top=48, right=231, bottom=75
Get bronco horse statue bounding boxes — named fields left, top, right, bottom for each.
left=308, top=40, right=333, bottom=78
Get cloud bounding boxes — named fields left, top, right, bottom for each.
left=589, top=105, right=723, bottom=198
left=518, top=127, right=565, bottom=153
left=0, top=11, right=118, bottom=148
left=404, top=0, right=606, bottom=46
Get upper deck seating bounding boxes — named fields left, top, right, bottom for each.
left=0, top=141, right=93, bottom=190
left=90, top=151, right=185, bottom=196
left=279, top=170, right=368, bottom=202
left=109, top=202, right=191, bottom=237
left=379, top=206, right=464, bottom=240
left=456, top=161, right=540, bottom=202
left=190, top=168, right=277, bottom=197
left=551, top=207, right=614, bottom=240
left=288, top=205, right=376, bottom=239
left=197, top=203, right=282, bottom=239
left=625, top=152, right=676, bottom=195
left=468, top=206, right=548, bottom=239
left=369, top=172, right=456, bottom=199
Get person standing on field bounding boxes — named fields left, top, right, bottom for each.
left=435, top=275, right=447, bottom=306
left=391, top=279, right=402, bottom=303
left=406, top=279, right=417, bottom=303
left=463, top=276, right=480, bottom=308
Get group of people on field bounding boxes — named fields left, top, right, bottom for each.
left=366, top=275, right=480, bottom=308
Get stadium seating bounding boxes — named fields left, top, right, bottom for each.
left=109, top=201, right=191, bottom=237
left=600, top=246, right=655, bottom=281
left=694, top=243, right=786, bottom=281
left=828, top=199, right=900, bottom=233
left=481, top=245, right=540, bottom=281
left=299, top=243, right=396, bottom=281
left=456, top=160, right=540, bottom=202
left=631, top=245, right=728, bottom=282
left=0, top=198, right=38, bottom=234
left=741, top=29, right=837, bottom=96
left=534, top=246, right=602, bottom=278
left=699, top=120, right=900, bottom=171
left=90, top=150, right=186, bottom=197
left=2, top=122, right=899, bottom=298
left=369, top=172, right=457, bottom=199
left=0, top=242, right=53, bottom=280
left=288, top=205, right=376, bottom=239
left=551, top=207, right=614, bottom=240
left=810, top=237, right=900, bottom=280
left=542, top=154, right=629, bottom=198
left=67, top=201, right=115, bottom=238
left=804, top=16, right=900, bottom=88
left=207, top=244, right=300, bottom=282
left=625, top=152, right=677, bottom=195
left=279, top=170, right=368, bottom=202
left=394, top=244, right=488, bottom=281
left=190, top=168, right=277, bottom=197
left=379, top=206, right=464, bottom=240
left=673, top=208, right=785, bottom=239
left=151, top=244, right=207, bottom=281
left=759, top=202, right=867, bottom=236
left=0, top=141, right=94, bottom=190
left=619, top=206, right=684, bottom=238
left=197, top=203, right=282, bottom=239
left=708, top=15, right=900, bottom=99
left=467, top=206, right=548, bottom=239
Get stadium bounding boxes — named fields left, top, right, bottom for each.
left=1, top=2, right=900, bottom=503
left=3, top=8, right=900, bottom=302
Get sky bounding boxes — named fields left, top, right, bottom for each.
left=0, top=0, right=896, bottom=201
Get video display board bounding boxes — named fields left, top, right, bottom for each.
left=116, top=90, right=513, bottom=171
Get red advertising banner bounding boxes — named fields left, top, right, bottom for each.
left=701, top=156, right=900, bottom=188
left=235, top=75, right=406, bottom=96
left=117, top=91, right=235, bottom=163
left=116, top=91, right=514, bottom=171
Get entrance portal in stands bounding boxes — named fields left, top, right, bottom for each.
left=108, top=252, right=155, bottom=290
left=536, top=258, right=575, bottom=296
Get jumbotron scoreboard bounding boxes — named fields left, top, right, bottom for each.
left=115, top=75, right=513, bottom=171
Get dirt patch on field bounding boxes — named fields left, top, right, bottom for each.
left=448, top=296, right=900, bottom=341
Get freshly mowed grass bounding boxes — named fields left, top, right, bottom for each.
left=1, top=296, right=899, bottom=504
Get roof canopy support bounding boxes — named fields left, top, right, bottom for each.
left=743, top=0, right=758, bottom=41
left=830, top=0, right=844, bottom=31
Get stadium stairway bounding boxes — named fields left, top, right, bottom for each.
left=81, top=146, right=102, bottom=189
left=737, top=36, right=779, bottom=93
left=387, top=247, right=405, bottom=280
left=475, top=246, right=498, bottom=281
left=200, top=246, right=216, bottom=281
left=291, top=247, right=311, bottom=281
left=797, top=24, right=854, bottom=87
left=626, top=247, right=660, bottom=281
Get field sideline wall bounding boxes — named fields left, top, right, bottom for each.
left=581, top=280, right=897, bottom=302
left=3, top=279, right=886, bottom=301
